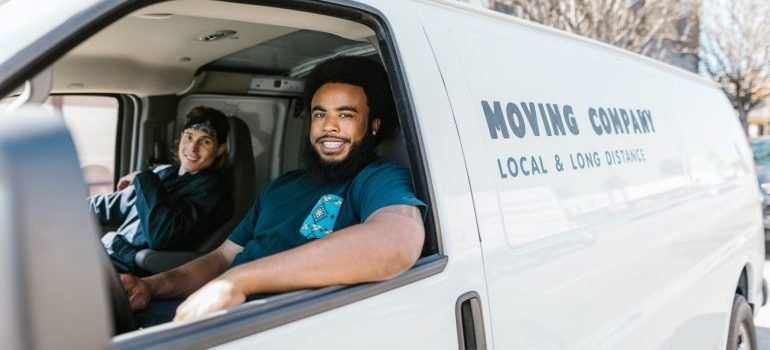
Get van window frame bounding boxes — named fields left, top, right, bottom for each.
left=107, top=1, right=447, bottom=349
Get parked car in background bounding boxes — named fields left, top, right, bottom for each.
left=750, top=137, right=770, bottom=235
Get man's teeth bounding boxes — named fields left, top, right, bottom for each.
left=323, top=141, right=343, bottom=148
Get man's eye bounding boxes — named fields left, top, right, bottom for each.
left=313, top=113, right=324, bottom=118
left=339, top=113, right=351, bottom=118
left=203, top=140, right=212, bottom=146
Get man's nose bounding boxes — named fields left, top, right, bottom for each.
left=322, top=115, right=339, bottom=132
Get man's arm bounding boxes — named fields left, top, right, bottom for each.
left=173, top=204, right=424, bottom=321
left=133, top=170, right=226, bottom=249
left=121, top=240, right=243, bottom=310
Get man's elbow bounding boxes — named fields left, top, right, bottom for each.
left=380, top=224, right=425, bottom=279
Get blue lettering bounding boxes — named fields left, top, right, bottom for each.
left=481, top=100, right=509, bottom=139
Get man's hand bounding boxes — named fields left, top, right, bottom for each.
left=120, top=273, right=152, bottom=311
left=116, top=171, right=141, bottom=190
left=173, top=276, right=246, bottom=322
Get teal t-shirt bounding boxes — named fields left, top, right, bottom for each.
left=228, top=158, right=427, bottom=267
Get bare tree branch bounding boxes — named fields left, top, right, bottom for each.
left=700, top=0, right=770, bottom=131
left=502, top=0, right=697, bottom=61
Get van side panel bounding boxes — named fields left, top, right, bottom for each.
left=418, top=2, right=763, bottom=349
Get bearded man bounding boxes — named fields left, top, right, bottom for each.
left=121, top=56, right=426, bottom=325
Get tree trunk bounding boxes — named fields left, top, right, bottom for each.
left=738, top=106, right=749, bottom=134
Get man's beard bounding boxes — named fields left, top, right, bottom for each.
left=304, top=132, right=378, bottom=184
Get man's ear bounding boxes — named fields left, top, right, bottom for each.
left=371, top=118, right=382, bottom=135
left=217, top=143, right=227, bottom=157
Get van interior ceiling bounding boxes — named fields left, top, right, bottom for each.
left=52, top=1, right=376, bottom=96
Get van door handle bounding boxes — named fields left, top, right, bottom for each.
left=456, top=292, right=486, bottom=350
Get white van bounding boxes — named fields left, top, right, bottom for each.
left=0, top=0, right=764, bottom=349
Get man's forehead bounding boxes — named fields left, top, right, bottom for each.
left=313, top=83, right=366, bottom=100
left=183, top=128, right=215, bottom=139
left=313, top=84, right=368, bottom=111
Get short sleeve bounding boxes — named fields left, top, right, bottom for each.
left=227, top=191, right=262, bottom=247
left=350, top=161, right=427, bottom=221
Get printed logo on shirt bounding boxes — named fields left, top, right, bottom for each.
left=300, top=194, right=343, bottom=239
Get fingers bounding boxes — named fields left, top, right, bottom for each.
left=120, top=274, right=149, bottom=311
left=119, top=273, right=135, bottom=290
left=116, top=177, right=131, bottom=190
left=173, top=280, right=246, bottom=322
left=129, top=295, right=148, bottom=311
left=116, top=171, right=140, bottom=191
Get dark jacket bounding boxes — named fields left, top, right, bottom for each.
left=90, top=164, right=232, bottom=273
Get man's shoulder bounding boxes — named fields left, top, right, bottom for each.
left=346, top=158, right=412, bottom=194
left=355, top=157, right=410, bottom=180
left=349, top=157, right=425, bottom=220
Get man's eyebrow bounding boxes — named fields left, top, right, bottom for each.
left=336, top=106, right=358, bottom=113
left=311, top=106, right=359, bottom=113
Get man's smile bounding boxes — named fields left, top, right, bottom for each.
left=317, top=136, right=350, bottom=155
left=183, top=152, right=200, bottom=161
left=322, top=141, right=343, bottom=149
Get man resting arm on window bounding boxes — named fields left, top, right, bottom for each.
left=121, top=56, right=427, bottom=324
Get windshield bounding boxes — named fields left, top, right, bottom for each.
left=0, top=0, right=102, bottom=65
left=751, top=139, right=770, bottom=166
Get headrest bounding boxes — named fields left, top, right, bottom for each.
left=226, top=116, right=251, bottom=167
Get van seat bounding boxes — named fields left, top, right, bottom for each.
left=376, top=129, right=410, bottom=169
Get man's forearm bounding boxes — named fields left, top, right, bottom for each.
left=145, top=250, right=231, bottom=299
left=222, top=206, right=424, bottom=295
left=170, top=206, right=423, bottom=322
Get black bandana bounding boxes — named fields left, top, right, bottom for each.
left=184, top=115, right=228, bottom=144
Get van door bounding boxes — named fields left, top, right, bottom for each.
left=418, top=3, right=757, bottom=349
